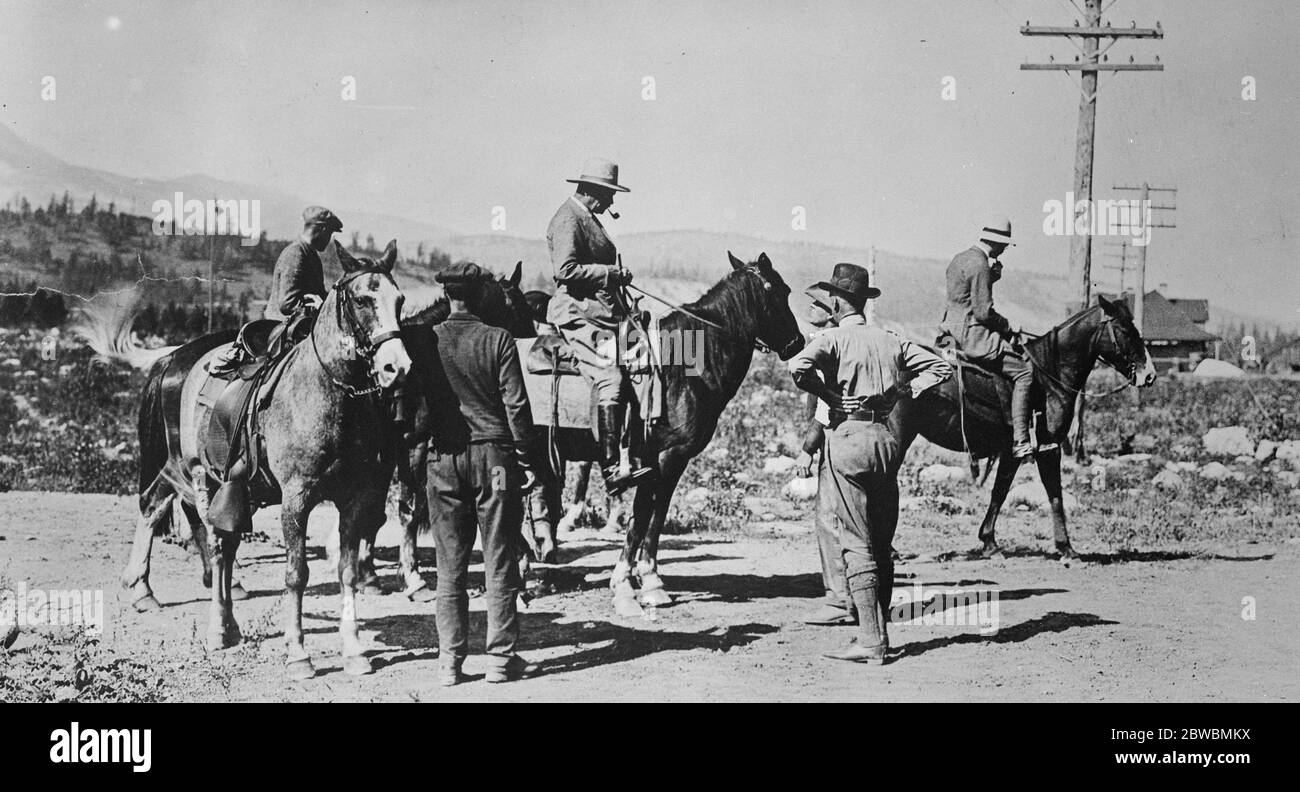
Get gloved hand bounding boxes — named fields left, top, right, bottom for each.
left=609, top=265, right=633, bottom=286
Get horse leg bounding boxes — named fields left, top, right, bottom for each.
left=611, top=484, right=655, bottom=617
left=181, top=500, right=215, bottom=591
left=336, top=491, right=377, bottom=676
left=398, top=477, right=429, bottom=598
left=1036, top=447, right=1076, bottom=560
left=977, top=454, right=1021, bottom=558
left=121, top=479, right=173, bottom=611
left=636, top=457, right=686, bottom=607
left=206, top=529, right=242, bottom=651
left=280, top=491, right=315, bottom=679
left=558, top=459, right=592, bottom=533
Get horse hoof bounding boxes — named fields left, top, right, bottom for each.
left=979, top=543, right=1004, bottom=559
left=639, top=587, right=672, bottom=607
left=230, top=582, right=249, bottom=601
left=403, top=578, right=429, bottom=600
left=613, top=595, right=644, bottom=618
left=343, top=654, right=373, bottom=676
left=202, top=571, right=213, bottom=589
left=206, top=626, right=241, bottom=652
left=132, top=594, right=162, bottom=612
left=286, top=657, right=317, bottom=680
left=360, top=581, right=385, bottom=596
left=1058, top=548, right=1080, bottom=566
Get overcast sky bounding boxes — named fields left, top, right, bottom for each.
left=1, top=0, right=1296, bottom=319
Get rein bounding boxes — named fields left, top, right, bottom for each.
left=1024, top=313, right=1134, bottom=399
left=309, top=267, right=402, bottom=398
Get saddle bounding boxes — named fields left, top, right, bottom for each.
left=197, top=322, right=304, bottom=534
left=934, top=330, right=1052, bottom=460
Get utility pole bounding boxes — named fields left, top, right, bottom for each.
left=1021, top=3, right=1164, bottom=315
left=865, top=245, right=877, bottom=326
left=1101, top=239, right=1130, bottom=294
left=1112, top=182, right=1177, bottom=337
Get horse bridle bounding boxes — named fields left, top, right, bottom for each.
left=310, top=267, right=404, bottom=397
left=1028, top=311, right=1138, bottom=397
left=624, top=263, right=800, bottom=356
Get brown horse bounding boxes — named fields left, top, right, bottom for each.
left=528, top=252, right=805, bottom=616
left=888, top=295, right=1157, bottom=559
left=354, top=262, right=537, bottom=598
left=122, top=240, right=411, bottom=679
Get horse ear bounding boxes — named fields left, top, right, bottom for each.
left=1097, top=294, right=1118, bottom=316
left=757, top=251, right=772, bottom=268
left=380, top=239, right=398, bottom=272
left=727, top=251, right=745, bottom=271
left=509, top=260, right=523, bottom=287
left=335, top=240, right=362, bottom=273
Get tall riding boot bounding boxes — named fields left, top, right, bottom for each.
left=598, top=404, right=655, bottom=497
left=824, top=572, right=888, bottom=665
left=1010, top=373, right=1035, bottom=459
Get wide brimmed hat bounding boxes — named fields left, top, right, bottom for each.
left=813, top=262, right=880, bottom=302
left=804, top=283, right=838, bottom=309
left=566, top=157, right=630, bottom=193
left=978, top=215, right=1015, bottom=246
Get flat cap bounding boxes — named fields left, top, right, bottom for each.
left=435, top=261, right=490, bottom=285
left=302, top=206, right=343, bottom=232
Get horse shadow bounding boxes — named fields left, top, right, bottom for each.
left=930, top=546, right=1276, bottom=565
left=893, top=611, right=1119, bottom=659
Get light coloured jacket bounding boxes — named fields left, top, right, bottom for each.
left=545, top=196, right=620, bottom=329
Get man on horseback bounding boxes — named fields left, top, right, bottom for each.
left=789, top=263, right=951, bottom=665
left=210, top=206, right=343, bottom=375
left=545, top=157, right=655, bottom=495
left=940, top=216, right=1035, bottom=459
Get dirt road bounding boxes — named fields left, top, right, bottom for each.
left=1, top=490, right=1296, bottom=702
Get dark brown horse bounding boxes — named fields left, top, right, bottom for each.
left=122, top=241, right=411, bottom=679
left=889, top=295, right=1156, bottom=559
left=354, top=262, right=537, bottom=597
left=529, top=252, right=805, bottom=616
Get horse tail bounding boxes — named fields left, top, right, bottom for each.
left=136, top=353, right=172, bottom=506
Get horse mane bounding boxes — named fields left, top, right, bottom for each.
left=661, top=267, right=763, bottom=336
left=402, top=284, right=450, bottom=327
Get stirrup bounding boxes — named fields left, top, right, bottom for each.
left=603, top=463, right=657, bottom=496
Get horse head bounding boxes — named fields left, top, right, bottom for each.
left=332, top=240, right=412, bottom=389
left=1094, top=295, right=1157, bottom=387
left=490, top=260, right=537, bottom=339
left=726, top=250, right=805, bottom=359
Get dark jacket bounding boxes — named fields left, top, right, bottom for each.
left=416, top=311, right=533, bottom=457
left=545, top=196, right=621, bottom=329
left=940, top=246, right=1014, bottom=361
left=265, top=240, right=325, bottom=321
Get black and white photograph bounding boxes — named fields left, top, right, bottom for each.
left=0, top=0, right=1295, bottom=743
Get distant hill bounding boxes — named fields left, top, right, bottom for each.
left=0, top=125, right=459, bottom=252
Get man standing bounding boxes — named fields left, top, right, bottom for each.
left=789, top=263, right=952, bottom=665
left=793, top=286, right=854, bottom=627
left=425, top=262, right=539, bottom=686
left=545, top=157, right=654, bottom=495
left=940, top=216, right=1034, bottom=458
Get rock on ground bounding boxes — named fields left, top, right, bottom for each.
left=784, top=477, right=818, bottom=501
left=1151, top=469, right=1185, bottom=491
left=1202, top=426, right=1255, bottom=458
left=763, top=456, right=797, bottom=475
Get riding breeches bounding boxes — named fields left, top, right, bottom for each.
left=980, top=350, right=1034, bottom=445
left=822, top=421, right=900, bottom=590
left=556, top=319, right=627, bottom=406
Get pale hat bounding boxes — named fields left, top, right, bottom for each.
left=566, top=157, right=630, bottom=193
left=978, top=215, right=1015, bottom=246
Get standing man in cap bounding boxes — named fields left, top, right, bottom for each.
left=789, top=263, right=951, bottom=664
left=939, top=216, right=1034, bottom=458
left=545, top=157, right=655, bottom=495
left=211, top=205, right=344, bottom=374
left=424, top=262, right=539, bottom=686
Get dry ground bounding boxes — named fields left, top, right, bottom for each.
left=1, top=490, right=1297, bottom=702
